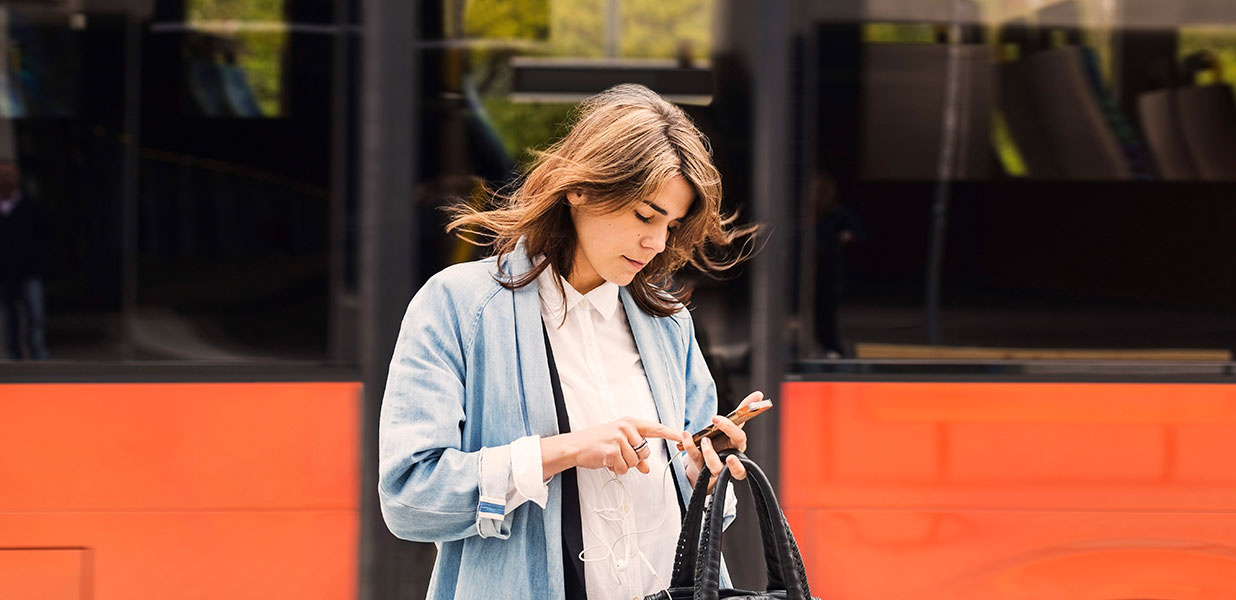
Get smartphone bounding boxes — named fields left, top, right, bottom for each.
left=677, top=399, right=773, bottom=451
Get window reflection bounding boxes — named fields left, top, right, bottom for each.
left=803, top=0, right=1236, bottom=365
left=0, top=0, right=1232, bottom=368
left=0, top=8, right=80, bottom=118
left=183, top=0, right=288, bottom=118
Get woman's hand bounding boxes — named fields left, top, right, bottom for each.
left=682, top=391, right=765, bottom=492
left=541, top=417, right=679, bottom=478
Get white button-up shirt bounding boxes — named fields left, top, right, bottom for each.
left=510, top=263, right=684, bottom=600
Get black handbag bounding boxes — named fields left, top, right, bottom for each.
left=646, top=451, right=818, bottom=600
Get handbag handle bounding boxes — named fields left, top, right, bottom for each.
left=669, top=450, right=786, bottom=592
left=664, top=450, right=811, bottom=600
left=695, top=451, right=811, bottom=600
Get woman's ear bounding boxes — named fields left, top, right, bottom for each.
left=567, top=191, right=585, bottom=206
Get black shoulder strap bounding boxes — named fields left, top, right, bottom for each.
left=542, top=321, right=587, bottom=599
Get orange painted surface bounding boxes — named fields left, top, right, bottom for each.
left=0, top=382, right=361, bottom=600
left=0, top=549, right=84, bottom=600
left=781, top=381, right=1236, bottom=599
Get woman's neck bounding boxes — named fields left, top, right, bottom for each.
left=567, top=256, right=604, bottom=295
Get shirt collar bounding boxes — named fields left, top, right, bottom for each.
left=534, top=257, right=620, bottom=323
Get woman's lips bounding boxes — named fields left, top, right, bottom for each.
left=624, top=256, right=646, bottom=269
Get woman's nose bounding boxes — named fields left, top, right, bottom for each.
left=643, top=227, right=668, bottom=253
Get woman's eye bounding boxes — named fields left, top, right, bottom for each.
left=635, top=212, right=653, bottom=224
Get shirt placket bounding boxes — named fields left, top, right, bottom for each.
left=576, top=299, right=615, bottom=420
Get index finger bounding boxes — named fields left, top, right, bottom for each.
left=737, top=390, right=764, bottom=410
left=711, top=414, right=746, bottom=438
left=634, top=419, right=681, bottom=440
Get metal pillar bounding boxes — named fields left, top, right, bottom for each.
left=749, top=0, right=792, bottom=478
left=737, top=0, right=793, bottom=587
left=358, top=0, right=429, bottom=598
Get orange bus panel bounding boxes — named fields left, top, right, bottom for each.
left=781, top=381, right=1236, bottom=599
left=0, top=382, right=360, bottom=600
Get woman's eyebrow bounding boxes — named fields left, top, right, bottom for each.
left=643, top=200, right=685, bottom=221
left=642, top=200, right=668, bottom=216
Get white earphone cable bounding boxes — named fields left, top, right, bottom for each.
left=578, top=448, right=688, bottom=592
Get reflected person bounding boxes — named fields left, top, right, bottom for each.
left=810, top=172, right=862, bottom=358
left=0, top=159, right=50, bottom=360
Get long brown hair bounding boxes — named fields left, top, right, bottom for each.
left=447, top=84, right=757, bottom=317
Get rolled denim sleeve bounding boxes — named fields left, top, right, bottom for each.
left=477, top=436, right=549, bottom=522
left=476, top=445, right=514, bottom=538
left=378, top=277, right=530, bottom=542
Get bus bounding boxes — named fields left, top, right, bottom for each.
left=3, top=0, right=1235, bottom=598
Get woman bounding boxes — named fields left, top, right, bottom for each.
left=379, top=84, right=763, bottom=600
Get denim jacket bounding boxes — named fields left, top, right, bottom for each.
left=379, top=244, right=733, bottom=599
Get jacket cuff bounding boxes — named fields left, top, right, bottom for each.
left=477, top=445, right=513, bottom=539
left=475, top=437, right=550, bottom=539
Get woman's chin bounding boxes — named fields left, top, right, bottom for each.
left=606, top=272, right=637, bottom=287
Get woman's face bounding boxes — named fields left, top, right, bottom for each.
left=567, top=175, right=693, bottom=294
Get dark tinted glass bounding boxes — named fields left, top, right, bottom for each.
left=0, top=1, right=356, bottom=363
left=796, top=2, right=1236, bottom=365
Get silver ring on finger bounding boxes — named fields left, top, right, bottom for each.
left=632, top=438, right=648, bottom=453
